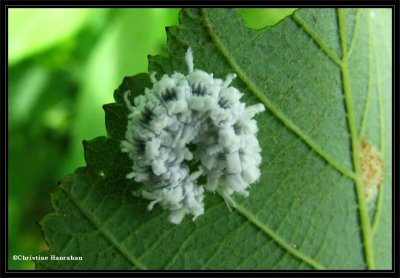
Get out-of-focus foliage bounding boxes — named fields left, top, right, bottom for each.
left=8, top=9, right=94, bottom=65
left=237, top=8, right=297, bottom=28
left=7, top=8, right=295, bottom=270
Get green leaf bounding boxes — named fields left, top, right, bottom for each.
left=38, top=8, right=392, bottom=270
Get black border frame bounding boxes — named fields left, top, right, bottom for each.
left=1, top=0, right=398, bottom=276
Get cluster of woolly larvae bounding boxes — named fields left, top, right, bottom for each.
left=121, top=48, right=265, bottom=224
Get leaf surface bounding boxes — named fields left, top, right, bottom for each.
left=38, top=8, right=392, bottom=270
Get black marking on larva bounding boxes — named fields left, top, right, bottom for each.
left=224, top=172, right=239, bottom=176
left=233, top=123, right=242, bottom=134
left=217, top=148, right=230, bottom=161
left=148, top=175, right=163, bottom=187
left=217, top=152, right=226, bottom=161
left=136, top=118, right=154, bottom=134
left=148, top=171, right=181, bottom=190
left=192, top=84, right=207, bottom=96
left=133, top=137, right=146, bottom=155
left=143, top=165, right=155, bottom=178
left=152, top=180, right=176, bottom=190
left=218, top=97, right=231, bottom=109
left=162, top=88, right=178, bottom=102
left=141, top=107, right=154, bottom=124
left=135, top=108, right=160, bottom=135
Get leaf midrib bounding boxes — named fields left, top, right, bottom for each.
left=337, top=8, right=375, bottom=270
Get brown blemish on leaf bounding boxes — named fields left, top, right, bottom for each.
left=359, top=140, right=384, bottom=202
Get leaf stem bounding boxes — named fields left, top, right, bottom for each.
left=338, top=8, right=375, bottom=270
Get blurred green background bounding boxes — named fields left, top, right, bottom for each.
left=7, top=8, right=296, bottom=270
